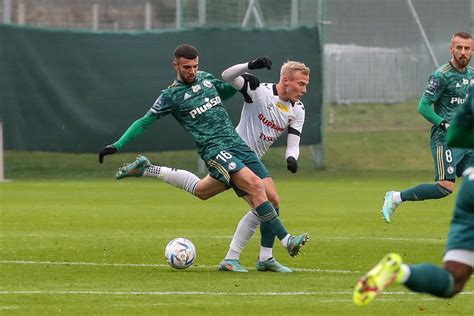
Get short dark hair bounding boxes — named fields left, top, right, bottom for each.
left=174, top=44, right=199, bottom=59
left=452, top=31, right=472, bottom=40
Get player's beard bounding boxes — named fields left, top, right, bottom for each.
left=455, top=55, right=471, bottom=68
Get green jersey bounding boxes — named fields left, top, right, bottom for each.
left=146, top=71, right=244, bottom=161
left=447, top=84, right=474, bottom=151
left=423, top=62, right=474, bottom=146
left=112, top=71, right=240, bottom=160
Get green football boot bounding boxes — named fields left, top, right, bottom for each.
left=217, top=259, right=248, bottom=272
left=381, top=191, right=399, bottom=223
left=256, top=257, right=292, bottom=273
left=115, top=155, right=150, bottom=179
left=353, top=253, right=403, bottom=306
left=286, top=233, right=309, bottom=257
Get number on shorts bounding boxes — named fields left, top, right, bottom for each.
left=216, top=150, right=232, bottom=162
left=445, top=149, right=452, bottom=163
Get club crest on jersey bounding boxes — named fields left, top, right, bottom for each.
left=276, top=102, right=289, bottom=112
left=188, top=96, right=222, bottom=118
left=203, top=80, right=213, bottom=88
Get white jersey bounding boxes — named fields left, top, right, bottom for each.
left=235, top=83, right=305, bottom=158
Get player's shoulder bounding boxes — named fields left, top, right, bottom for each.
left=292, top=100, right=305, bottom=118
left=197, top=70, right=215, bottom=80
left=433, top=63, right=453, bottom=77
left=256, top=83, right=277, bottom=95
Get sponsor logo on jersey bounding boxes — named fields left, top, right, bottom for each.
left=425, top=78, right=439, bottom=95
left=192, top=84, right=201, bottom=93
left=259, top=132, right=277, bottom=143
left=188, top=96, right=222, bottom=119
left=151, top=95, right=165, bottom=111
left=258, top=114, right=285, bottom=132
left=184, top=93, right=191, bottom=100
left=456, top=82, right=462, bottom=88
left=228, top=161, right=237, bottom=170
left=276, top=102, right=289, bottom=112
left=450, top=97, right=465, bottom=104
left=203, top=80, right=213, bottom=88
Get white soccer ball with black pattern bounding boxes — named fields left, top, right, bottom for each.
left=164, top=238, right=196, bottom=269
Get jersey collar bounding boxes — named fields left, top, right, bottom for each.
left=273, top=84, right=296, bottom=106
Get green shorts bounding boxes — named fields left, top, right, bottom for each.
left=206, top=144, right=270, bottom=196
left=446, top=167, right=474, bottom=251
left=431, top=145, right=474, bottom=181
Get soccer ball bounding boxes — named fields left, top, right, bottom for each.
left=164, top=238, right=196, bottom=269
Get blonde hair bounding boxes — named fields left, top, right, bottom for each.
left=280, top=61, right=310, bottom=77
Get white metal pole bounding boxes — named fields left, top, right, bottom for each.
left=17, top=2, right=25, bottom=25
left=176, top=0, right=182, bottom=29
left=198, top=0, right=206, bottom=26
left=406, top=0, right=439, bottom=68
left=290, top=0, right=299, bottom=27
left=145, top=2, right=152, bottom=30
left=92, top=3, right=99, bottom=31
left=3, top=0, right=11, bottom=23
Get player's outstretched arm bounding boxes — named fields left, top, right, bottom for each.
left=98, top=113, right=155, bottom=163
left=221, top=57, right=272, bottom=90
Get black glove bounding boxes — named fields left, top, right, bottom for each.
left=439, top=120, right=450, bottom=132
left=98, top=144, right=117, bottom=163
left=241, top=73, right=260, bottom=90
left=286, top=156, right=297, bottom=173
left=248, top=56, right=272, bottom=70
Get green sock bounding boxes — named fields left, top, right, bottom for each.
left=400, top=183, right=452, bottom=201
left=260, top=207, right=279, bottom=248
left=404, top=264, right=455, bottom=298
left=254, top=202, right=288, bottom=240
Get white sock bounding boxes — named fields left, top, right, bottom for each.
left=281, top=234, right=290, bottom=248
left=225, top=210, right=260, bottom=260
left=398, top=264, right=411, bottom=283
left=393, top=191, right=402, bottom=204
left=144, top=165, right=200, bottom=195
left=259, top=247, right=273, bottom=262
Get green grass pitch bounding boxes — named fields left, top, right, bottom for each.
left=1, top=169, right=473, bottom=314
left=1, top=103, right=473, bottom=314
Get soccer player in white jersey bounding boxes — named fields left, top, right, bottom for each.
left=115, top=57, right=310, bottom=272
left=217, top=58, right=309, bottom=273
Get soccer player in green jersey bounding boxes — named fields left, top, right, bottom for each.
left=98, top=44, right=308, bottom=259
left=353, top=84, right=474, bottom=307
left=382, top=31, right=474, bottom=223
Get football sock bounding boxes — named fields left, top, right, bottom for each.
left=225, top=210, right=260, bottom=260
left=144, top=165, right=200, bottom=195
left=254, top=201, right=288, bottom=240
left=403, top=264, right=455, bottom=298
left=400, top=183, right=452, bottom=201
left=259, top=247, right=273, bottom=262
left=260, top=207, right=279, bottom=248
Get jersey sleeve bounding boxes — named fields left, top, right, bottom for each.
left=423, top=72, right=447, bottom=102
left=112, top=112, right=155, bottom=150
left=203, top=71, right=237, bottom=101
left=149, top=91, right=175, bottom=119
left=288, top=102, right=305, bottom=135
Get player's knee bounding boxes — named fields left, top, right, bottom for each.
left=437, top=181, right=454, bottom=195
left=267, top=194, right=280, bottom=209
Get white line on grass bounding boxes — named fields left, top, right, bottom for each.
left=0, top=233, right=446, bottom=243
left=0, top=290, right=473, bottom=297
left=0, top=260, right=361, bottom=274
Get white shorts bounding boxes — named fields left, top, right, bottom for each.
left=443, top=249, right=474, bottom=268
